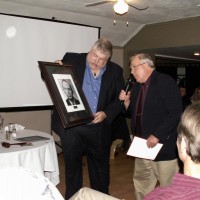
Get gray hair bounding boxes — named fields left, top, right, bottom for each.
left=130, top=53, right=155, bottom=69
left=177, top=103, right=200, bottom=163
left=91, top=38, right=113, bottom=58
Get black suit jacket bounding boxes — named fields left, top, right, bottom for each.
left=128, top=71, right=182, bottom=161
left=52, top=53, right=125, bottom=138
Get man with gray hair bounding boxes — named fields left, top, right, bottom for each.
left=52, top=38, right=125, bottom=199
left=119, top=53, right=182, bottom=199
left=145, top=103, right=200, bottom=199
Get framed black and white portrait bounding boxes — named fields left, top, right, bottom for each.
left=38, top=61, right=94, bottom=128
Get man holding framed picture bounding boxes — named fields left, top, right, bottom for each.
left=52, top=38, right=125, bottom=199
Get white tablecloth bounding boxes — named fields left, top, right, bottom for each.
left=0, top=129, right=60, bottom=186
left=0, top=167, right=64, bottom=200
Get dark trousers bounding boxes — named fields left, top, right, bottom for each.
left=60, top=123, right=111, bottom=199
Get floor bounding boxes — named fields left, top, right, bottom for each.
left=56, top=149, right=135, bottom=200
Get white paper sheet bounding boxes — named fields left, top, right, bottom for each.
left=127, top=136, right=163, bottom=160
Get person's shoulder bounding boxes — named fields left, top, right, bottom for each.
left=107, top=60, right=123, bottom=72
left=108, top=60, right=121, bottom=67
left=151, top=71, right=179, bottom=93
left=154, top=71, right=176, bottom=83
left=62, top=52, right=87, bottom=65
left=154, top=71, right=173, bottom=79
left=63, top=52, right=87, bottom=59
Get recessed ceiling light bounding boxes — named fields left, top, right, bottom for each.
left=194, top=52, right=200, bottom=56
left=197, top=4, right=200, bottom=7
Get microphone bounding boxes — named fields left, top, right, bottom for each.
left=120, top=74, right=134, bottom=105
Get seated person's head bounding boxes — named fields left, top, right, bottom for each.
left=177, top=103, right=200, bottom=165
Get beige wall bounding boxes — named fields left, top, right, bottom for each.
left=124, top=16, right=200, bottom=79
left=112, top=47, right=124, bottom=68
left=0, top=110, right=51, bottom=134
left=112, top=47, right=129, bottom=79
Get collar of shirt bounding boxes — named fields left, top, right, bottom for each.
left=143, top=72, right=152, bottom=88
left=86, top=62, right=107, bottom=77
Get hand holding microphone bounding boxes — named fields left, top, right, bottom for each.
left=119, top=75, right=134, bottom=108
left=125, top=74, right=134, bottom=92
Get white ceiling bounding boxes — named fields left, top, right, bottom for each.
left=1, top=0, right=200, bottom=60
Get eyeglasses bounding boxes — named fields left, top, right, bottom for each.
left=130, top=62, right=147, bottom=70
left=91, top=51, right=108, bottom=64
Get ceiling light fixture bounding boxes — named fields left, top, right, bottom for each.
left=114, top=0, right=129, bottom=15
left=194, top=52, right=200, bottom=56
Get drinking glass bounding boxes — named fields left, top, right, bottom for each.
left=8, top=123, right=15, bottom=133
left=0, top=115, right=4, bottom=133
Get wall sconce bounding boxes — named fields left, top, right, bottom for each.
left=113, top=0, right=129, bottom=15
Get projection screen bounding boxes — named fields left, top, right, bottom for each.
left=0, top=13, right=100, bottom=110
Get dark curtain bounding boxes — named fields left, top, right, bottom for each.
left=186, top=65, right=200, bottom=97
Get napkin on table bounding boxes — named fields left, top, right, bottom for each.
left=4, top=124, right=25, bottom=131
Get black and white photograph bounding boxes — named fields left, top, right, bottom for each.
left=53, top=74, right=85, bottom=113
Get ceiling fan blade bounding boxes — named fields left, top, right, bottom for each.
left=128, top=4, right=149, bottom=11
left=86, top=0, right=116, bottom=7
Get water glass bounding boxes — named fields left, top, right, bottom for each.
left=0, top=115, right=4, bottom=133
left=8, top=123, right=15, bottom=133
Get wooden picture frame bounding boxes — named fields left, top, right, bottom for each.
left=38, top=61, right=94, bottom=128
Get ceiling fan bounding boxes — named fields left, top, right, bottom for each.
left=86, top=0, right=149, bottom=15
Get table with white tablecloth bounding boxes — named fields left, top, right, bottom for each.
left=0, top=129, right=60, bottom=186
left=0, top=167, right=64, bottom=200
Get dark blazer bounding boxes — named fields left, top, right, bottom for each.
left=128, top=71, right=182, bottom=161
left=52, top=53, right=125, bottom=137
